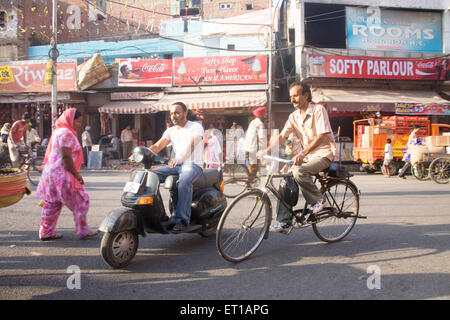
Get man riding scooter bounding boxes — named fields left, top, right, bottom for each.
left=146, top=102, right=204, bottom=233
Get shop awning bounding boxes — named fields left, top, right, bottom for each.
left=312, top=88, right=449, bottom=112
left=98, top=100, right=157, bottom=114
left=151, top=91, right=267, bottom=112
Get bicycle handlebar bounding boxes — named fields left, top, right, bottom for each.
left=263, top=155, right=294, bottom=166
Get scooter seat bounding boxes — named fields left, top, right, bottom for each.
left=193, top=169, right=220, bottom=189
left=163, top=169, right=220, bottom=190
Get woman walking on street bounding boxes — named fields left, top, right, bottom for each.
left=36, top=108, right=98, bottom=241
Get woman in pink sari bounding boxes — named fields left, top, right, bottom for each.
left=36, top=108, right=97, bottom=240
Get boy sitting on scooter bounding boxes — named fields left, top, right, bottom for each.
left=146, top=102, right=204, bottom=233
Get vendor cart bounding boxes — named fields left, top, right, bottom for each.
left=410, top=136, right=450, bottom=184
left=0, top=169, right=31, bottom=208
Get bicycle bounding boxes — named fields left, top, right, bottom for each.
left=0, top=144, right=43, bottom=186
left=216, top=155, right=364, bottom=263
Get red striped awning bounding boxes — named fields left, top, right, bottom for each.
left=98, top=91, right=267, bottom=114
left=98, top=100, right=158, bottom=114
left=151, top=91, right=267, bottom=112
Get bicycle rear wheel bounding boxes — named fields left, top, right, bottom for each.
left=216, top=189, right=271, bottom=262
left=313, top=180, right=359, bottom=243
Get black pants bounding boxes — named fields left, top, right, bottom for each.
left=398, top=161, right=410, bottom=177
left=83, top=146, right=91, bottom=166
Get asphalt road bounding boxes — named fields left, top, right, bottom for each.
left=0, top=171, right=449, bottom=300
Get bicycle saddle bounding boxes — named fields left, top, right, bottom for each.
left=164, top=169, right=220, bottom=190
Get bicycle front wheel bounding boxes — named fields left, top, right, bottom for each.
left=313, top=180, right=359, bottom=243
left=216, top=189, right=271, bottom=263
left=26, top=158, right=43, bottom=186
left=411, top=163, right=430, bottom=181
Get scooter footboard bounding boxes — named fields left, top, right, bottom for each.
left=99, top=208, right=142, bottom=235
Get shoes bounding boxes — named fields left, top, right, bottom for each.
left=310, top=198, right=326, bottom=215
left=171, top=221, right=187, bottom=234
left=269, top=222, right=292, bottom=234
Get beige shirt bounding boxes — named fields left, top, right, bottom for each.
left=121, top=128, right=133, bottom=142
left=280, top=103, right=335, bottom=161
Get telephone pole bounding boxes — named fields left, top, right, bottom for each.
left=50, top=0, right=58, bottom=129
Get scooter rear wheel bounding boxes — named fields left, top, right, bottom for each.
left=100, top=230, right=139, bottom=269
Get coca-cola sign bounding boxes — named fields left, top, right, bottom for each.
left=308, top=54, right=450, bottom=80
left=118, top=59, right=172, bottom=87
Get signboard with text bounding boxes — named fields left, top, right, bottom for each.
left=118, top=59, right=173, bottom=87
left=0, top=60, right=77, bottom=93
left=173, top=55, right=267, bottom=86
left=307, top=54, right=450, bottom=80
left=346, top=7, right=442, bottom=53
left=395, top=103, right=450, bottom=115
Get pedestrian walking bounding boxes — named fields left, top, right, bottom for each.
left=382, top=138, right=393, bottom=177
left=81, top=125, right=93, bottom=166
left=36, top=108, right=98, bottom=241
left=120, top=125, right=133, bottom=160
left=243, top=106, right=267, bottom=178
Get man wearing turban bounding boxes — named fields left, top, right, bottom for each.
left=243, top=106, right=267, bottom=178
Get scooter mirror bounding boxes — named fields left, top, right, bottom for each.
left=133, top=146, right=154, bottom=164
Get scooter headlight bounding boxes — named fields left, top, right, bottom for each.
left=133, top=147, right=145, bottom=163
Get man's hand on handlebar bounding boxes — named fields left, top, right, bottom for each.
left=168, top=159, right=178, bottom=168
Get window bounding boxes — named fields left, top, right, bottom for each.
left=190, top=0, right=202, bottom=7
left=227, top=44, right=235, bottom=51
left=220, top=3, right=232, bottom=9
left=304, top=3, right=346, bottom=49
left=246, top=4, right=253, bottom=10
left=0, top=11, right=6, bottom=29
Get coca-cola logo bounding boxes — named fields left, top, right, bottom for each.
left=417, top=61, right=436, bottom=69
left=141, top=63, right=167, bottom=73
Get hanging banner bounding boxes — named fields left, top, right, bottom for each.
left=118, top=59, right=172, bottom=87
left=0, top=60, right=77, bottom=93
left=308, top=54, right=450, bottom=80
left=173, top=55, right=268, bottom=86
left=395, top=103, right=450, bottom=115
left=346, top=7, right=442, bottom=53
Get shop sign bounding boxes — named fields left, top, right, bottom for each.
left=308, top=54, right=450, bottom=80
left=0, top=60, right=77, bottom=93
left=346, top=7, right=442, bottom=53
left=118, top=59, right=172, bottom=87
left=395, top=103, right=450, bottom=115
left=173, top=55, right=267, bottom=86
left=110, top=91, right=164, bottom=100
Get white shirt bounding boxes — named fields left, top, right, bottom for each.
left=384, top=143, right=393, bottom=160
left=162, top=120, right=204, bottom=166
left=81, top=130, right=92, bottom=147
left=243, top=117, right=265, bottom=153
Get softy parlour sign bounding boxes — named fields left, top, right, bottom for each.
left=0, top=60, right=77, bottom=93
left=308, top=54, right=450, bottom=80
left=173, top=55, right=267, bottom=86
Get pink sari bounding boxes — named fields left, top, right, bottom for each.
left=37, top=108, right=91, bottom=239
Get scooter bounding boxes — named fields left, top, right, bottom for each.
left=99, top=146, right=227, bottom=268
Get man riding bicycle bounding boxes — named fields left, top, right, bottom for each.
left=260, top=81, right=336, bottom=234
left=8, top=112, right=31, bottom=168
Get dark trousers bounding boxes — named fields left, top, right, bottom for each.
left=83, top=146, right=91, bottom=166
left=398, top=161, right=410, bottom=177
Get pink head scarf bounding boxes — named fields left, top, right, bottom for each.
left=44, top=108, right=84, bottom=190
left=253, top=106, right=267, bottom=118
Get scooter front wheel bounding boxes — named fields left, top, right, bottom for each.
left=100, top=230, right=139, bottom=269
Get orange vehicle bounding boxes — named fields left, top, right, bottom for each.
left=353, top=116, right=450, bottom=174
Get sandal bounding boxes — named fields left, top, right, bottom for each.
left=80, top=230, right=99, bottom=240
left=171, top=222, right=187, bottom=234
left=40, top=234, right=63, bottom=241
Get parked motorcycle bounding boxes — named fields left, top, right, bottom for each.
left=99, top=146, right=227, bottom=268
